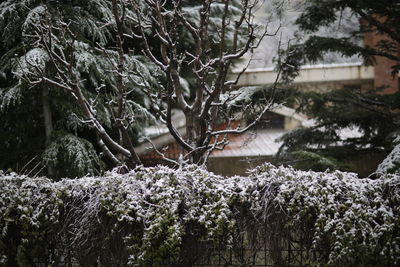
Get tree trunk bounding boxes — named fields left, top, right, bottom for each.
left=42, top=86, right=55, bottom=177
left=120, top=127, right=142, bottom=168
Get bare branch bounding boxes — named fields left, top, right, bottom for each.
left=144, top=137, right=180, bottom=167
left=98, top=137, right=122, bottom=166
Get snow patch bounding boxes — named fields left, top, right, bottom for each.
left=14, top=48, right=49, bottom=77
left=377, top=144, right=400, bottom=175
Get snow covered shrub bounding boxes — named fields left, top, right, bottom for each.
left=377, top=143, right=400, bottom=175
left=0, top=165, right=399, bottom=266
left=0, top=167, right=249, bottom=266
left=0, top=173, right=63, bottom=266
left=248, top=164, right=400, bottom=266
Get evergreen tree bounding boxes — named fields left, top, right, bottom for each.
left=277, top=0, right=400, bottom=175
left=0, top=0, right=265, bottom=176
left=0, top=0, right=158, bottom=178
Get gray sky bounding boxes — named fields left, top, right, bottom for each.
left=245, top=0, right=361, bottom=69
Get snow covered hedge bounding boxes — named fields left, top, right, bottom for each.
left=1, top=164, right=399, bottom=266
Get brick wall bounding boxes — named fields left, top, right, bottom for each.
left=363, top=18, right=399, bottom=94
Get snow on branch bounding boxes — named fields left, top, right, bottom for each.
left=131, top=0, right=279, bottom=164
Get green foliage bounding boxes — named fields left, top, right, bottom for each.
left=0, top=0, right=251, bottom=176
left=0, top=0, right=159, bottom=178
left=277, top=0, right=400, bottom=175
left=1, top=165, right=399, bottom=266
left=281, top=87, right=398, bottom=146
left=42, top=133, right=104, bottom=178
left=0, top=174, right=62, bottom=266
left=251, top=164, right=400, bottom=266
left=0, top=84, right=55, bottom=175
left=275, top=150, right=342, bottom=172
left=377, top=140, right=400, bottom=175
left=281, top=0, right=400, bottom=75
left=277, top=87, right=399, bottom=174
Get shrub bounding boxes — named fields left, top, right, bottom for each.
left=0, top=164, right=399, bottom=266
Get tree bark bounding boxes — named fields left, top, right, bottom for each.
left=42, top=86, right=55, bottom=177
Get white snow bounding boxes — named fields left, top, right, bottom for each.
left=377, top=143, right=400, bottom=175
left=14, top=48, right=49, bottom=77
left=22, top=5, right=46, bottom=33
left=1, top=163, right=399, bottom=265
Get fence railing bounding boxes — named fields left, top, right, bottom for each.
left=192, top=226, right=319, bottom=267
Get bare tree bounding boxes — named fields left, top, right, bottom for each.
left=20, top=0, right=279, bottom=170
left=132, top=0, right=277, bottom=164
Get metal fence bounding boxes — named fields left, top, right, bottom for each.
left=192, top=226, right=318, bottom=267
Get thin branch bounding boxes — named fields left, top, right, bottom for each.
left=356, top=9, right=400, bottom=44
left=98, top=135, right=122, bottom=166
left=144, top=137, right=180, bottom=166
left=211, top=62, right=283, bottom=136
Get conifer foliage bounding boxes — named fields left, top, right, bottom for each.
left=1, top=0, right=272, bottom=175
left=278, top=0, right=400, bottom=175
left=0, top=0, right=159, bottom=178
